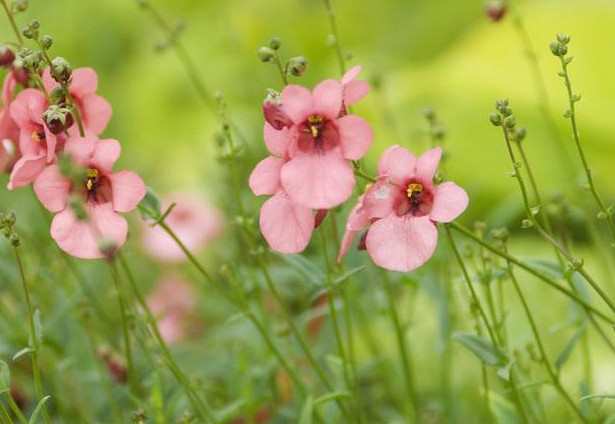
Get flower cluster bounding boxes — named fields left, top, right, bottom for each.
left=1, top=50, right=146, bottom=259
left=249, top=66, right=372, bottom=253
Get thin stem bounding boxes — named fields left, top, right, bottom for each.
left=273, top=54, right=288, bottom=86
left=0, top=0, right=24, bottom=44
left=353, top=168, right=376, bottom=183
left=13, top=248, right=51, bottom=424
left=322, top=0, right=346, bottom=75
left=0, top=383, right=27, bottom=424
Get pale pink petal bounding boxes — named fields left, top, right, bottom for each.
left=366, top=215, right=438, bottom=272
left=110, top=170, right=147, bottom=213
left=312, top=79, right=342, bottom=120
left=8, top=154, right=47, bottom=189
left=9, top=89, right=46, bottom=128
left=341, top=65, right=362, bottom=85
left=343, top=80, right=370, bottom=106
left=249, top=156, right=284, bottom=196
left=429, top=181, right=469, bottom=223
left=259, top=191, right=314, bottom=253
left=70, top=68, right=98, bottom=97
left=416, top=147, right=442, bottom=183
left=347, top=200, right=370, bottom=231
left=43, top=129, right=57, bottom=163
left=2, top=72, right=17, bottom=105
left=264, top=123, right=292, bottom=157
left=91, top=138, right=121, bottom=172
left=377, top=145, right=417, bottom=185
left=281, top=151, right=355, bottom=209
left=363, top=181, right=399, bottom=219
left=64, top=136, right=96, bottom=165
left=41, top=67, right=56, bottom=92
left=337, top=228, right=357, bottom=263
left=281, top=85, right=313, bottom=123
left=80, top=94, right=112, bottom=135
left=51, top=203, right=128, bottom=259
left=33, top=165, right=70, bottom=212
left=337, top=115, right=373, bottom=160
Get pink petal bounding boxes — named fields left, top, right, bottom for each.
left=281, top=151, right=355, bottom=209
left=363, top=180, right=399, bottom=219
left=377, top=145, right=417, bottom=185
left=33, top=165, right=70, bottom=212
left=10, top=89, right=46, bottom=128
left=51, top=203, right=127, bottom=259
left=259, top=191, right=314, bottom=253
left=429, top=181, right=469, bottom=223
left=343, top=80, right=370, bottom=106
left=281, top=85, right=313, bottom=123
left=64, top=136, right=96, bottom=165
left=263, top=101, right=293, bottom=130
left=337, top=115, right=373, bottom=160
left=347, top=199, right=370, bottom=231
left=70, top=68, right=98, bottom=97
left=312, top=79, right=342, bottom=120
left=416, top=147, right=442, bottom=183
left=110, top=170, right=147, bottom=213
left=341, top=65, right=362, bottom=85
left=249, top=156, right=284, bottom=196
left=80, top=94, right=112, bottom=135
left=91, top=138, right=121, bottom=172
left=366, top=215, right=438, bottom=272
left=337, top=228, right=357, bottom=263
left=2, top=72, right=17, bottom=105
left=263, top=123, right=292, bottom=157
left=41, top=67, right=56, bottom=93
left=8, top=154, right=47, bottom=189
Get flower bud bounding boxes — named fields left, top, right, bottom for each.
left=515, top=126, right=527, bottom=142
left=21, top=19, right=40, bottom=40
left=485, top=1, right=507, bottom=22
left=287, top=56, right=308, bottom=76
left=257, top=46, right=275, bottom=63
left=269, top=36, right=281, bottom=50
left=9, top=234, right=20, bottom=247
left=262, top=101, right=293, bottom=130
left=51, top=56, right=72, bottom=83
left=10, top=61, right=29, bottom=85
left=0, top=45, right=15, bottom=68
left=488, top=112, right=502, bottom=126
left=50, top=86, right=67, bottom=105
left=40, top=35, right=53, bottom=50
left=13, top=0, right=28, bottom=11
left=504, top=116, right=516, bottom=129
left=43, top=105, right=74, bottom=134
left=98, top=237, right=118, bottom=258
left=556, top=33, right=570, bottom=45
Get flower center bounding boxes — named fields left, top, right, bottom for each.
left=395, top=182, right=432, bottom=217
left=31, top=131, right=45, bottom=143
left=307, top=115, right=324, bottom=138
left=85, top=168, right=100, bottom=191
left=407, top=183, right=423, bottom=199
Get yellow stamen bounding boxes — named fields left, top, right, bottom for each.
left=86, top=168, right=99, bottom=191
left=407, top=183, right=423, bottom=198
left=307, top=115, right=324, bottom=138
left=364, top=183, right=373, bottom=193
left=31, top=132, right=41, bottom=142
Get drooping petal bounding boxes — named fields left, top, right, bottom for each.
left=51, top=202, right=128, bottom=259
left=281, top=85, right=313, bottom=123
left=70, top=68, right=99, bottom=97
left=64, top=136, right=96, bottom=165
left=312, top=79, right=342, bottom=119
left=341, top=65, right=362, bottom=85
left=263, top=123, right=292, bottom=157
left=91, top=138, right=121, bottom=172
left=2, top=72, right=17, bottom=105
left=8, top=154, right=47, bottom=189
left=337, top=115, right=373, bottom=160
left=249, top=156, right=284, bottom=196
left=343, top=80, right=370, bottom=106
left=263, top=101, right=293, bottom=130
left=416, top=147, right=442, bottom=184
left=429, top=181, right=469, bottom=223
left=337, top=228, right=357, bottom=263
left=259, top=191, right=314, bottom=254
left=363, top=181, right=400, bottom=219
left=79, top=94, right=112, bottom=135
left=33, top=165, right=71, bottom=212
left=377, top=145, right=417, bottom=185
left=366, top=215, right=438, bottom=272
left=110, top=170, right=147, bottom=213
left=281, top=151, right=355, bottom=209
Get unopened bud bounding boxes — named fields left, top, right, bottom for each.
left=515, top=127, right=527, bottom=142
left=43, top=105, right=74, bottom=134
left=13, top=0, right=28, bottom=11
left=262, top=101, right=293, bottom=130
left=488, top=112, right=502, bottom=126
left=504, top=116, right=516, bottom=129
left=98, top=237, right=118, bottom=258
left=51, top=56, right=72, bottom=83
left=40, top=35, right=53, bottom=50
left=556, top=33, right=570, bottom=45
left=257, top=46, right=275, bottom=63
left=9, top=234, right=20, bottom=247
left=0, top=45, right=15, bottom=68
left=11, top=62, right=29, bottom=85
left=485, top=1, right=507, bottom=22
left=287, top=56, right=308, bottom=76
left=269, top=37, right=281, bottom=51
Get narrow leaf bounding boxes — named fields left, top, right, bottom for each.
left=580, top=394, right=615, bottom=401
left=13, top=347, right=35, bottom=362
left=555, top=325, right=586, bottom=371
left=28, top=395, right=51, bottom=424
left=298, top=395, right=313, bottom=424
left=453, top=332, right=507, bottom=366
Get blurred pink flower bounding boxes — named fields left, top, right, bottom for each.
left=33, top=135, right=146, bottom=259
left=0, top=72, right=19, bottom=172
left=142, top=193, right=223, bottom=262
left=43, top=67, right=112, bottom=136
left=338, top=146, right=469, bottom=271
left=340, top=65, right=370, bottom=107
left=8, top=88, right=59, bottom=189
left=147, top=277, right=199, bottom=345
left=337, top=194, right=369, bottom=263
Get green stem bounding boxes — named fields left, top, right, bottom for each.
left=273, top=54, right=288, bottom=86
left=322, top=0, right=346, bottom=75
left=353, top=168, right=376, bottom=183
left=0, top=0, right=23, bottom=44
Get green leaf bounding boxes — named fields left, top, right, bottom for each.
left=452, top=332, right=507, bottom=366
left=488, top=391, right=519, bottom=424
left=332, top=265, right=366, bottom=288
left=580, top=394, right=615, bottom=401
left=28, top=395, right=51, bottom=424
left=13, top=347, right=35, bottom=362
left=138, top=186, right=162, bottom=220
left=313, top=391, right=351, bottom=406
left=298, top=395, right=313, bottom=424
left=0, top=360, right=9, bottom=386
left=279, top=254, right=325, bottom=287
left=555, top=325, right=586, bottom=371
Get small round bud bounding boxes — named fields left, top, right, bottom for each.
left=131, top=409, right=147, bottom=423
left=50, top=86, right=67, bottom=104
left=10, top=63, right=29, bottom=85
left=50, top=56, right=72, bottom=83
left=490, top=227, right=509, bottom=241
left=43, top=105, right=74, bottom=134
left=269, top=37, right=281, bottom=50
left=504, top=116, right=516, bottom=129
left=488, top=112, right=502, bottom=126
left=98, top=237, right=118, bottom=258
left=549, top=41, right=560, bottom=56
left=9, top=234, right=20, bottom=247
left=40, top=35, right=53, bottom=50
left=257, top=46, right=275, bottom=63
left=422, top=106, right=436, bottom=122
left=13, top=0, right=28, bottom=11
left=556, top=33, right=570, bottom=45
left=0, top=45, right=15, bottom=68
left=515, top=126, right=527, bottom=142
left=521, top=219, right=533, bottom=228
left=287, top=56, right=308, bottom=76
left=485, top=1, right=507, bottom=22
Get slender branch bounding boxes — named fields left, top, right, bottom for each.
left=0, top=0, right=24, bottom=44
left=322, top=0, right=346, bottom=75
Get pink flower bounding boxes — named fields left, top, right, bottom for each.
left=43, top=67, right=112, bottom=136
left=142, top=193, right=223, bottom=262
left=8, top=88, right=59, bottom=189
left=147, top=277, right=200, bottom=345
left=249, top=155, right=315, bottom=253
left=340, top=65, right=370, bottom=107
left=33, top=135, right=146, bottom=259
left=0, top=73, right=19, bottom=172
left=338, top=146, right=469, bottom=272
left=337, top=194, right=370, bottom=262
left=265, top=80, right=373, bottom=209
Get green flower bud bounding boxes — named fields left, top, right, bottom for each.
left=40, top=35, right=53, bottom=50
left=9, top=234, right=20, bottom=247
left=257, top=46, right=275, bottom=63
left=488, top=112, right=502, bottom=126
left=13, top=0, right=28, bottom=12
left=515, top=126, right=527, bottom=142
left=269, top=37, right=281, bottom=50
left=287, top=56, right=308, bottom=76
left=549, top=41, right=560, bottom=56
left=556, top=33, right=570, bottom=45
left=504, top=116, right=516, bottom=129
left=51, top=56, right=72, bottom=83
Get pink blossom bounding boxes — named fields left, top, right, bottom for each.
left=42, top=67, right=112, bottom=136
left=33, top=135, right=146, bottom=259
left=8, top=88, right=59, bottom=189
left=141, top=193, right=223, bottom=262
left=338, top=146, right=469, bottom=271
left=337, top=194, right=370, bottom=263
left=340, top=65, right=370, bottom=106
left=0, top=73, right=19, bottom=171
left=147, top=277, right=199, bottom=345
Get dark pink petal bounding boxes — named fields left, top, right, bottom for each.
left=281, top=85, right=313, bottom=123
left=8, top=154, right=47, bottom=189
left=259, top=191, right=314, bottom=254
left=2, top=72, right=17, bottom=105
left=430, top=181, right=469, bottom=223
left=312, top=79, right=342, bottom=120
left=341, top=65, right=362, bottom=85
left=264, top=123, right=292, bottom=157
left=91, top=138, right=121, bottom=172
left=281, top=151, right=355, bottom=209
left=363, top=181, right=400, bottom=219
left=33, top=165, right=70, bottom=212
left=416, top=147, right=442, bottom=183
left=110, top=170, right=147, bottom=213
left=70, top=68, right=98, bottom=97
left=337, top=115, right=373, bottom=160
left=366, top=215, right=438, bottom=272
left=64, top=136, right=96, bottom=165
left=263, top=101, right=293, bottom=130
left=377, top=145, right=417, bottom=184
left=343, top=80, right=370, bottom=106
left=80, top=94, right=112, bottom=135
left=249, top=156, right=284, bottom=196
left=51, top=203, right=128, bottom=259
